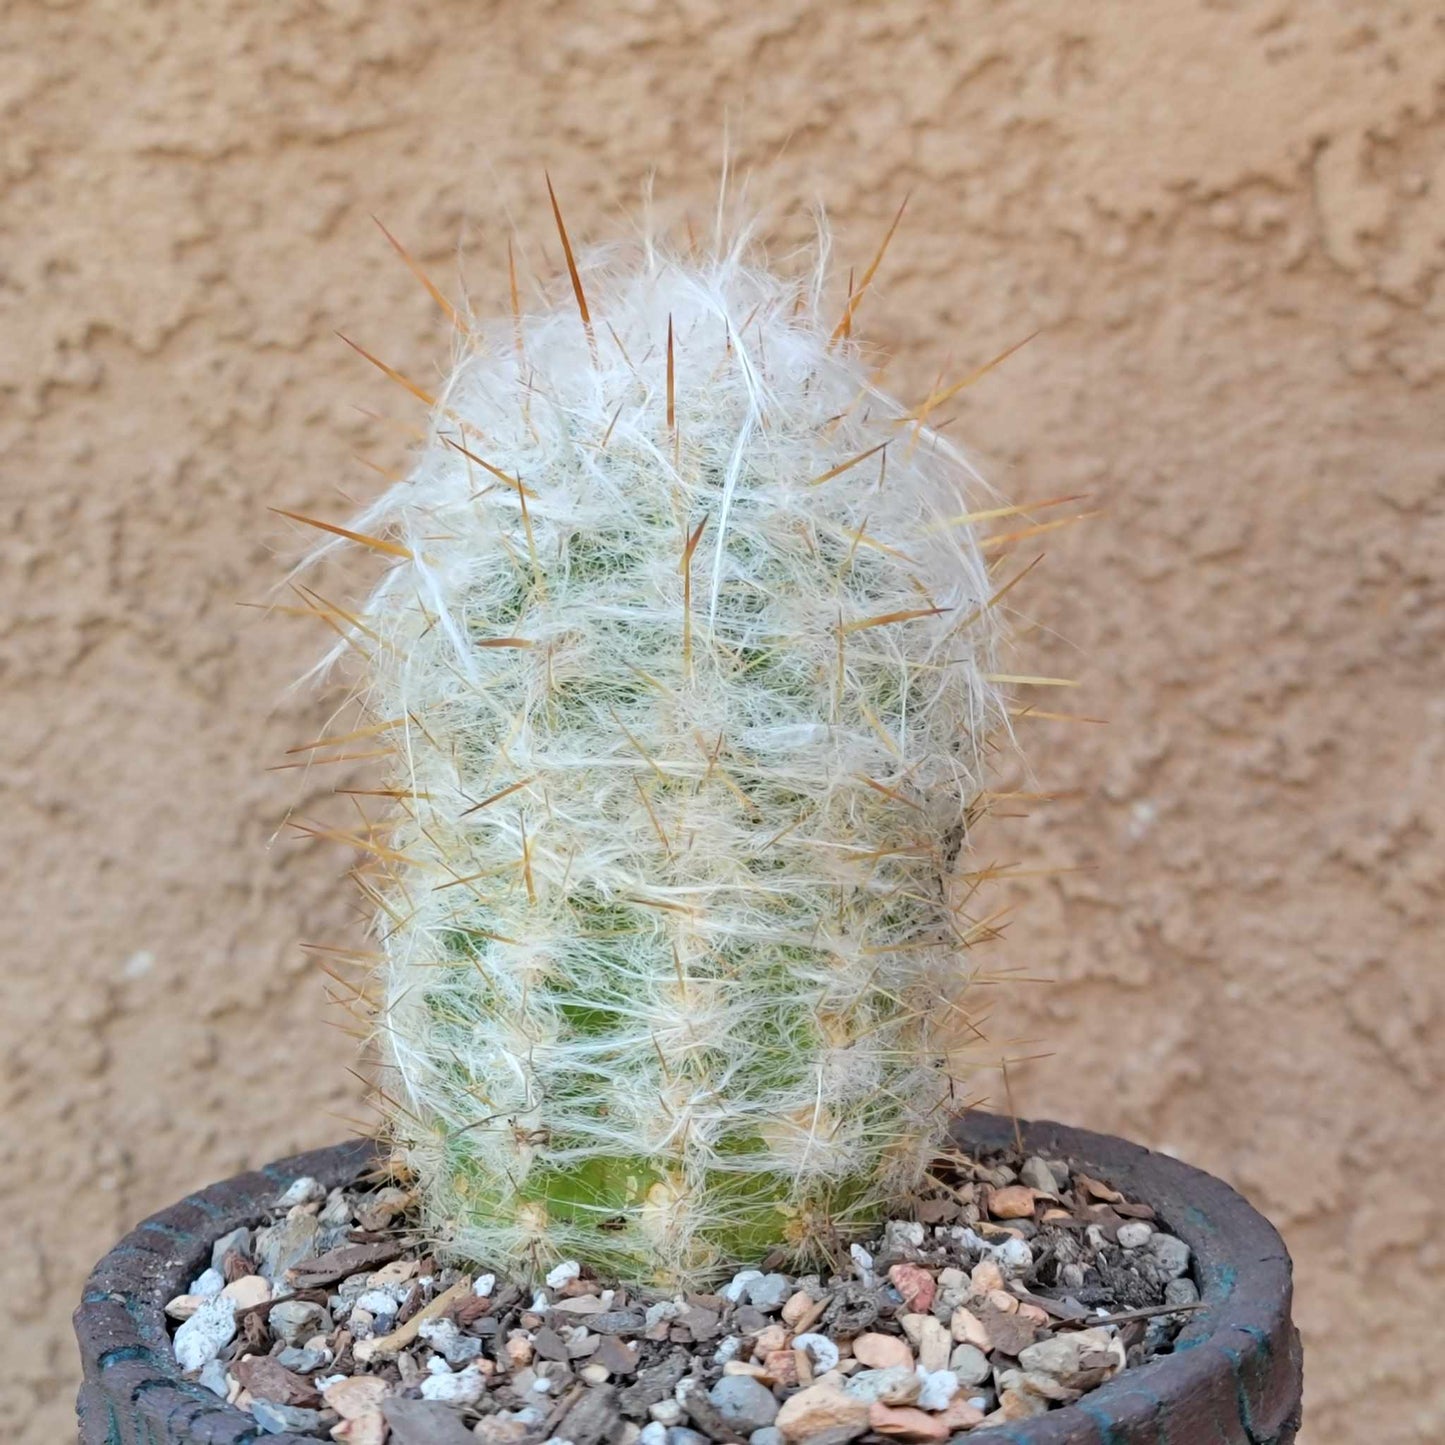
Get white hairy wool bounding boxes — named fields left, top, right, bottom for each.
left=300, top=226, right=1012, bottom=1285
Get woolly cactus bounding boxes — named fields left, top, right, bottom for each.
left=296, top=208, right=1015, bottom=1288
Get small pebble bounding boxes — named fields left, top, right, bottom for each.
left=849, top=1243, right=876, bottom=1285
left=721, top=1270, right=764, bottom=1304
left=318, top=1189, right=353, bottom=1230
left=187, top=1266, right=225, bottom=1298
left=250, top=1401, right=327, bottom=1435
left=639, top=1425, right=667, bottom=1445
left=843, top=1367, right=921, bottom=1406
left=275, top=1175, right=325, bottom=1208
left=252, top=1217, right=317, bottom=1284
left=209, top=1225, right=249, bottom=1273
left=970, top=1259, right=1004, bottom=1294
left=760, top=1349, right=799, bottom=1388
left=1117, top=1221, right=1153, bottom=1250
left=900, top=1314, right=950, bottom=1372
left=1165, top=1277, right=1200, bottom=1308
left=949, top=1307, right=991, bottom=1350
left=324, top=1374, right=389, bottom=1419
left=173, top=1295, right=236, bottom=1372
left=1150, top=1234, right=1192, bottom=1279
left=887, top=1263, right=935, bottom=1313
left=419, top=1365, right=486, bottom=1403
left=853, top=1333, right=914, bottom=1371
left=993, top=1236, right=1034, bottom=1276
left=883, top=1220, right=926, bottom=1254
left=753, top=1324, right=788, bottom=1355
left=419, top=1315, right=483, bottom=1366
left=1018, top=1157, right=1060, bottom=1195
left=474, top=1419, right=535, bottom=1445
left=915, top=1370, right=960, bottom=1411
left=197, top=1359, right=228, bottom=1398
left=868, top=1402, right=949, bottom=1441
left=933, top=1271, right=969, bottom=1317
left=998, top=1384, right=1049, bottom=1421
left=750, top=1431, right=784, bottom=1445
left=276, top=1345, right=328, bottom=1373
left=1019, top=1328, right=1123, bottom=1385
left=975, top=1163, right=1017, bottom=1189
left=707, top=1375, right=780, bottom=1433
left=1017, top=1337, right=1077, bottom=1379
left=474, top=1273, right=497, bottom=1297
left=988, top=1185, right=1037, bottom=1220
left=775, top=1384, right=871, bottom=1442
left=220, top=1274, right=270, bottom=1310
left=268, top=1299, right=328, bottom=1346
left=547, top=1260, right=582, bottom=1289
left=792, top=1333, right=840, bottom=1372
left=745, top=1273, right=792, bottom=1312
left=948, top=1343, right=991, bottom=1386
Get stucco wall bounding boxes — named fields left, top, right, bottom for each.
left=3, top=2, right=1442, bottom=1440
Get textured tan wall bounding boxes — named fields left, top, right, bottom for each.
left=3, top=1, right=1442, bottom=1440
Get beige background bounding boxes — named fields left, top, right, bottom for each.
left=3, top=2, right=1443, bottom=1441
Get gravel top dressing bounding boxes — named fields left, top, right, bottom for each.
left=165, top=1143, right=1199, bottom=1444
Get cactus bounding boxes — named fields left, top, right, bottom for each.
left=294, top=206, right=1014, bottom=1288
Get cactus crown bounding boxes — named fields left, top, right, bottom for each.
left=299, top=211, right=1014, bottom=1287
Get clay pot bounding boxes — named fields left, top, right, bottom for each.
left=74, top=1115, right=1301, bottom=1443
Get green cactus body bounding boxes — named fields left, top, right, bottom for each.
left=305, top=224, right=1009, bottom=1287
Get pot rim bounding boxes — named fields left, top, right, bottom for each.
left=74, top=1114, right=1301, bottom=1444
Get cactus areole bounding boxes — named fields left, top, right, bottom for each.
left=298, top=221, right=1017, bottom=1287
